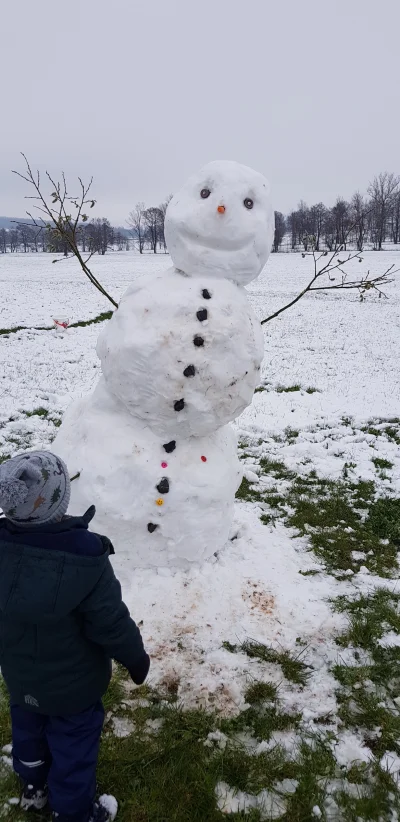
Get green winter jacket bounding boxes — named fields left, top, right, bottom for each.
left=0, top=507, right=148, bottom=715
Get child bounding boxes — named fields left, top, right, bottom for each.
left=0, top=450, right=150, bottom=822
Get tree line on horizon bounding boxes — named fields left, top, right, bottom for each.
left=1, top=173, right=399, bottom=255
left=273, top=172, right=400, bottom=253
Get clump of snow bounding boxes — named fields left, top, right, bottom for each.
left=312, top=806, right=322, bottom=817
left=378, top=632, right=400, bottom=648
left=333, top=730, right=372, bottom=767
left=111, top=717, right=135, bottom=738
left=204, top=730, right=228, bottom=750
left=144, top=718, right=164, bottom=734
left=380, top=751, right=400, bottom=784
left=215, top=782, right=287, bottom=819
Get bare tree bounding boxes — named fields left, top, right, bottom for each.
left=273, top=211, right=286, bottom=252
left=309, top=203, right=326, bottom=251
left=87, top=218, right=114, bottom=255
left=127, top=202, right=146, bottom=253
left=144, top=206, right=163, bottom=253
left=12, top=154, right=118, bottom=308
left=332, top=198, right=350, bottom=249
left=323, top=209, right=336, bottom=251
left=350, top=192, right=367, bottom=251
left=390, top=190, right=400, bottom=245
left=158, top=195, right=173, bottom=252
left=287, top=210, right=299, bottom=250
left=368, top=172, right=400, bottom=250
left=0, top=229, right=7, bottom=253
left=297, top=201, right=312, bottom=250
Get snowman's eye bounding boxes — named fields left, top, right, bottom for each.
left=200, top=188, right=211, bottom=199
left=244, top=198, right=254, bottom=209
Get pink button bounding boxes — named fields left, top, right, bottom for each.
left=161, top=462, right=168, bottom=468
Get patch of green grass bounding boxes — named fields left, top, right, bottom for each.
left=0, top=311, right=113, bottom=337
left=341, top=415, right=354, bottom=427
left=305, top=387, right=320, bottom=394
left=372, top=456, right=393, bottom=471
left=367, top=497, right=400, bottom=543
left=283, top=737, right=336, bottom=821
left=259, top=457, right=296, bottom=481
left=335, top=589, right=400, bottom=649
left=235, top=477, right=262, bottom=502
left=244, top=681, right=278, bottom=705
left=0, top=454, right=11, bottom=464
left=70, top=311, right=113, bottom=328
left=336, top=760, right=400, bottom=822
left=284, top=427, right=299, bottom=441
left=103, top=664, right=129, bottom=713
left=283, top=476, right=398, bottom=576
left=24, top=407, right=49, bottom=418
left=276, top=384, right=302, bottom=393
left=362, top=418, right=400, bottom=446
left=220, top=744, right=297, bottom=794
left=50, top=417, right=62, bottom=428
left=223, top=640, right=311, bottom=686
left=298, top=569, right=320, bottom=577
left=334, top=590, right=400, bottom=757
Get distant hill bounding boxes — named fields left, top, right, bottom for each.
left=0, top=217, right=32, bottom=229
left=0, top=216, right=130, bottom=235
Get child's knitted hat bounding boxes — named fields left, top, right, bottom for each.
left=0, top=451, right=70, bottom=526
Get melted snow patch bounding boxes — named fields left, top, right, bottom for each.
left=215, top=782, right=287, bottom=819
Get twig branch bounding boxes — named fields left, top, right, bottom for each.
left=12, top=154, right=118, bottom=310
left=261, top=230, right=397, bottom=325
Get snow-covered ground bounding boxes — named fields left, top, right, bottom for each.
left=1, top=250, right=400, bottom=804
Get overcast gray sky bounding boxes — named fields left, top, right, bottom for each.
left=1, top=0, right=399, bottom=223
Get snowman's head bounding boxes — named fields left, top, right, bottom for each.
left=165, top=160, right=273, bottom=285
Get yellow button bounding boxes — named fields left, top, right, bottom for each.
left=155, top=498, right=164, bottom=506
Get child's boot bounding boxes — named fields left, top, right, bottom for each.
left=90, top=796, right=118, bottom=822
left=20, top=782, right=48, bottom=811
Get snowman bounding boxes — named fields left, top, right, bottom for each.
left=54, top=161, right=273, bottom=569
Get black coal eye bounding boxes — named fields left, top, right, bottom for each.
left=200, top=188, right=211, bottom=199
left=244, top=198, right=254, bottom=209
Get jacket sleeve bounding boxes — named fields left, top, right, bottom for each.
left=78, top=559, right=149, bottom=681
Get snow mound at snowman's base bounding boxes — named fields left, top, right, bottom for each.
left=112, top=505, right=343, bottom=718
left=54, top=380, right=242, bottom=568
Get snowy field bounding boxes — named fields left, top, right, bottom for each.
left=1, top=250, right=400, bottom=819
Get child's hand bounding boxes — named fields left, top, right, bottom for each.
left=129, top=653, right=150, bottom=686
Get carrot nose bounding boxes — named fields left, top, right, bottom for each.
left=217, top=205, right=225, bottom=214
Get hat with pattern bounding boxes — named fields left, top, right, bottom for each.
left=0, top=451, right=70, bottom=526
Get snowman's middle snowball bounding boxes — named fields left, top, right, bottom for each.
left=97, top=270, right=264, bottom=439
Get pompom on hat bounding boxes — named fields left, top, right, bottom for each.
left=0, top=451, right=71, bottom=527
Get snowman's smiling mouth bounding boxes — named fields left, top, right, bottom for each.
left=180, top=226, right=250, bottom=253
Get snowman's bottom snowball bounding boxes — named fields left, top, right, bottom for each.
left=53, top=381, right=242, bottom=569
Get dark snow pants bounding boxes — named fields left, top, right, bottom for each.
left=11, top=701, right=104, bottom=822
